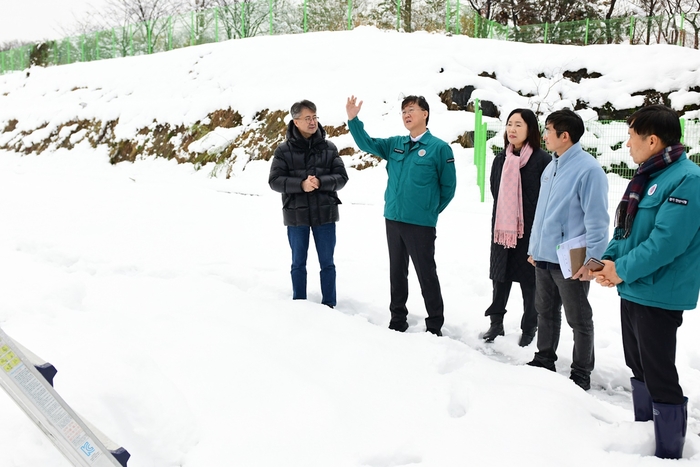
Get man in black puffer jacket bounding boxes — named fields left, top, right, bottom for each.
left=269, top=100, right=349, bottom=308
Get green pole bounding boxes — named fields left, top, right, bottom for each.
left=479, top=121, right=486, bottom=202
left=112, top=28, right=115, bottom=58
left=130, top=24, right=134, bottom=56
left=446, top=0, right=450, bottom=32
left=629, top=16, right=635, bottom=44
left=678, top=13, right=685, bottom=46
left=396, top=0, right=400, bottom=31
left=82, top=34, right=86, bottom=62
left=269, top=0, right=273, bottom=35
left=585, top=18, right=589, bottom=45
left=215, top=7, right=219, bottom=42
left=191, top=11, right=195, bottom=45
left=456, top=0, right=460, bottom=34
left=680, top=118, right=686, bottom=144
left=303, top=0, right=307, bottom=33
left=544, top=22, right=548, bottom=43
left=1, top=52, right=4, bottom=74
left=66, top=39, right=70, bottom=64
left=475, top=14, right=479, bottom=37
left=348, top=0, right=352, bottom=30
left=242, top=3, right=247, bottom=38
left=95, top=31, right=100, bottom=60
left=168, top=16, right=173, bottom=50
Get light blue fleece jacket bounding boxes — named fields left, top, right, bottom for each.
left=528, top=142, right=610, bottom=264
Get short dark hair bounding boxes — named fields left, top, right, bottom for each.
left=290, top=100, right=316, bottom=119
left=401, top=95, right=430, bottom=125
left=627, top=104, right=681, bottom=146
left=545, top=108, right=584, bottom=143
left=502, top=108, right=541, bottom=151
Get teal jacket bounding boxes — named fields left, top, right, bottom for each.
left=603, top=154, right=700, bottom=310
left=348, top=117, right=456, bottom=227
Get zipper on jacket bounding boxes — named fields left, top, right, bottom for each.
left=533, top=158, right=558, bottom=260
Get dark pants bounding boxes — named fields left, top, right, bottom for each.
left=485, top=280, right=537, bottom=332
left=385, top=219, right=444, bottom=332
left=287, top=223, right=336, bottom=307
left=532, top=266, right=594, bottom=376
left=621, top=299, right=684, bottom=404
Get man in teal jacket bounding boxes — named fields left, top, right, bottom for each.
left=594, top=105, right=700, bottom=460
left=345, top=95, right=457, bottom=336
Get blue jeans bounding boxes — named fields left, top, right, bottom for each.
left=287, top=223, right=337, bottom=307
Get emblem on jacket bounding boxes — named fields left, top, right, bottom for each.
left=394, top=148, right=404, bottom=154
left=418, top=149, right=426, bottom=157
left=648, top=184, right=657, bottom=196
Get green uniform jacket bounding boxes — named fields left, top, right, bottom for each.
left=348, top=117, right=456, bottom=227
left=603, top=154, right=700, bottom=310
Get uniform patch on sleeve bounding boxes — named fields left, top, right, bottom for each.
left=446, top=158, right=455, bottom=163
left=393, top=148, right=404, bottom=154
left=668, top=197, right=688, bottom=205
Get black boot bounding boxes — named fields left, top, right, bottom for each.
left=518, top=328, right=536, bottom=347
left=630, top=378, right=653, bottom=422
left=482, top=315, right=504, bottom=342
left=653, top=397, right=687, bottom=459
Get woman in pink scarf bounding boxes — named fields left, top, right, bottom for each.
left=482, top=109, right=551, bottom=346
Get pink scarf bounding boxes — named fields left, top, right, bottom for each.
left=494, top=143, right=533, bottom=248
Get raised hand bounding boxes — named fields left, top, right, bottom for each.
left=346, top=95, right=363, bottom=120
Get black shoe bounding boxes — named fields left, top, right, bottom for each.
left=526, top=359, right=556, bottom=372
left=481, top=322, right=504, bottom=342
left=389, top=321, right=409, bottom=332
left=518, top=329, right=536, bottom=347
left=426, top=328, right=442, bottom=337
left=324, top=303, right=335, bottom=309
left=570, top=372, right=591, bottom=391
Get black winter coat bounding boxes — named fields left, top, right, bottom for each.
left=269, top=122, right=348, bottom=227
left=489, top=148, right=551, bottom=284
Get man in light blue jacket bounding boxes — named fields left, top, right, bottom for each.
left=526, top=109, right=609, bottom=391
left=594, top=105, right=700, bottom=459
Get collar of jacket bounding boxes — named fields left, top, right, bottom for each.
left=402, top=129, right=434, bottom=147
left=553, top=142, right=585, bottom=168
left=286, top=120, right=327, bottom=149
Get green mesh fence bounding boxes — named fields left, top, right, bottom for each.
left=1, top=4, right=698, bottom=76
left=477, top=118, right=700, bottom=201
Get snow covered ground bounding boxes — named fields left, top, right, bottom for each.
left=1, top=27, right=700, bottom=466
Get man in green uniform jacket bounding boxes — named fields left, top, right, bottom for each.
left=593, top=105, right=700, bottom=460
left=345, top=95, right=457, bottom=336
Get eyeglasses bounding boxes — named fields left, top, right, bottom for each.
left=295, top=116, right=318, bottom=123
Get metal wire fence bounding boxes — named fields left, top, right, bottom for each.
left=475, top=13, right=700, bottom=47
left=473, top=102, right=700, bottom=202
left=1, top=2, right=699, bottom=75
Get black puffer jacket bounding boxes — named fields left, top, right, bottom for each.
left=489, top=148, right=551, bottom=284
left=269, top=122, right=348, bottom=227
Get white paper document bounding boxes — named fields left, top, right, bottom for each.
left=556, top=234, right=586, bottom=279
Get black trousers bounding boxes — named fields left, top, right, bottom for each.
left=621, top=299, right=684, bottom=404
left=385, top=219, right=444, bottom=332
left=485, top=280, right=537, bottom=332
left=532, top=267, right=594, bottom=376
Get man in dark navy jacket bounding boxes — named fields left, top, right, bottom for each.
left=269, top=100, right=348, bottom=308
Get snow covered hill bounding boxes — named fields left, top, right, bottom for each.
left=0, top=28, right=699, bottom=467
